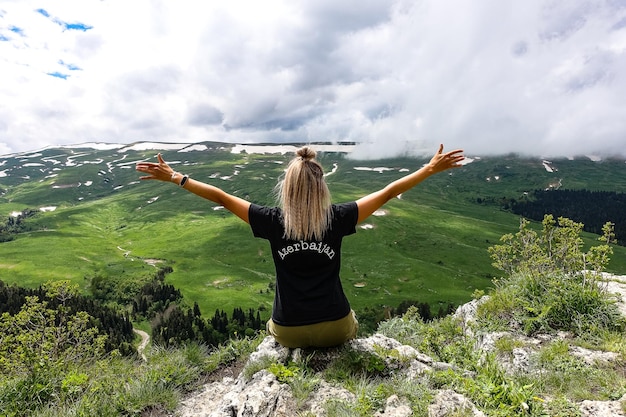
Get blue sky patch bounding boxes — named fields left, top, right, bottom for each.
left=47, top=72, right=69, bottom=80
left=64, top=22, right=92, bottom=31
left=9, top=26, right=24, bottom=35
left=57, top=20, right=93, bottom=32
left=35, top=8, right=93, bottom=32
left=59, top=60, right=82, bottom=71
left=0, top=34, right=10, bottom=41
left=35, top=8, right=51, bottom=18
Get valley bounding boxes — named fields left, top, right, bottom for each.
left=1, top=141, right=625, bottom=319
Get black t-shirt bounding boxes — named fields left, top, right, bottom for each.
left=249, top=202, right=358, bottom=326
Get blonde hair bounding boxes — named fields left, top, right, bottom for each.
left=276, top=146, right=332, bottom=241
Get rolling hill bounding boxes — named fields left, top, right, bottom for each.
left=1, top=141, right=625, bottom=318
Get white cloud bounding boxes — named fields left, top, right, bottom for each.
left=0, top=0, right=625, bottom=158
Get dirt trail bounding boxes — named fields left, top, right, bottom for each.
left=133, top=328, right=150, bottom=361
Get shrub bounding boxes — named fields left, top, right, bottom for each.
left=480, top=215, right=624, bottom=337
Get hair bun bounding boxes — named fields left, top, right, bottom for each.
left=296, top=146, right=316, bottom=161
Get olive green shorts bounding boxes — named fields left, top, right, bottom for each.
left=267, top=310, right=359, bottom=348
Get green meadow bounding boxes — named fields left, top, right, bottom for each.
left=1, top=143, right=625, bottom=319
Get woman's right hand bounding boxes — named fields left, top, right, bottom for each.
left=136, top=153, right=177, bottom=183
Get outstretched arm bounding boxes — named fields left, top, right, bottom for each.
left=136, top=154, right=251, bottom=223
left=356, top=144, right=464, bottom=223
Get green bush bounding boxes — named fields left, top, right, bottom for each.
left=481, top=215, right=624, bottom=337
left=0, top=331, right=261, bottom=416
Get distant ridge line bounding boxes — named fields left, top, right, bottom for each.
left=2, top=140, right=358, bottom=158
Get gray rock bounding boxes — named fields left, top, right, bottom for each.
left=579, top=394, right=626, bottom=417
left=453, top=296, right=489, bottom=335
left=570, top=345, right=620, bottom=366
left=350, top=333, right=435, bottom=365
left=248, top=336, right=290, bottom=364
left=428, top=390, right=486, bottom=417
left=174, top=371, right=294, bottom=417
left=374, top=394, right=413, bottom=417
left=304, top=380, right=355, bottom=417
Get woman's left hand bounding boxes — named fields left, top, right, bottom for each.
left=427, top=144, right=465, bottom=174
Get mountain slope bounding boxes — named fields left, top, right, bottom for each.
left=1, top=142, right=625, bottom=317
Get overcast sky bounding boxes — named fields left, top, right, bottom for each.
left=1, top=0, right=625, bottom=158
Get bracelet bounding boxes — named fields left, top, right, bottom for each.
left=170, top=171, right=179, bottom=181
left=179, top=175, right=189, bottom=188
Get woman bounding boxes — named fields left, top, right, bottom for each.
left=136, top=144, right=464, bottom=348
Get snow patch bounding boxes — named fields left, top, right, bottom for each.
left=354, top=167, right=393, bottom=173
left=39, top=206, right=57, bottom=212
left=120, top=143, right=191, bottom=152
left=179, top=144, right=208, bottom=152
left=325, top=163, right=339, bottom=177
left=231, top=144, right=298, bottom=155
left=231, top=144, right=355, bottom=155
left=542, top=160, right=557, bottom=173
left=19, top=152, right=43, bottom=158
left=61, top=143, right=125, bottom=151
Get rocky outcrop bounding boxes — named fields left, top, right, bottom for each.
left=171, top=276, right=626, bottom=417
left=176, top=370, right=294, bottom=417
left=172, top=334, right=484, bottom=417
